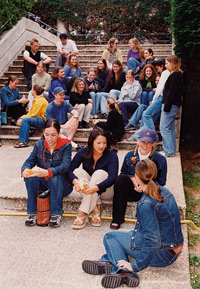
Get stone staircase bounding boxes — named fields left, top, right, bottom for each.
left=0, top=43, right=174, bottom=148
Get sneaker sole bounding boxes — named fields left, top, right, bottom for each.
left=82, top=260, right=113, bottom=275
left=101, top=273, right=139, bottom=288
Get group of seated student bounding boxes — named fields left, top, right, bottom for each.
left=0, top=35, right=184, bottom=287
left=21, top=121, right=183, bottom=288
left=1, top=35, right=184, bottom=158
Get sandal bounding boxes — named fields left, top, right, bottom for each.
left=14, top=142, right=29, bottom=148
left=91, top=205, right=101, bottom=227
left=72, top=211, right=88, bottom=230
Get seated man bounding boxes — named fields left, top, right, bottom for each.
left=22, top=38, right=52, bottom=89
left=55, top=33, right=79, bottom=67
left=46, top=87, right=81, bottom=150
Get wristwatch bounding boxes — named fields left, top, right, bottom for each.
left=73, top=116, right=78, bottom=120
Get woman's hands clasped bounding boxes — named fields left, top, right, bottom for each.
left=22, top=168, right=49, bottom=178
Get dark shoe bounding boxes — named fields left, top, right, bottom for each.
left=29, top=129, right=35, bottom=137
left=124, top=123, right=136, bottom=131
left=25, top=214, right=36, bottom=226
left=14, top=142, right=29, bottom=148
left=78, top=122, right=83, bottom=129
left=110, top=222, right=121, bottom=230
left=82, top=120, right=89, bottom=129
left=11, top=120, right=17, bottom=126
left=49, top=215, right=62, bottom=228
left=76, top=144, right=84, bottom=151
left=101, top=113, right=108, bottom=119
left=101, top=272, right=139, bottom=288
left=82, top=260, right=113, bottom=275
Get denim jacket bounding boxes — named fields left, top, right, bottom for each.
left=1, top=86, right=22, bottom=109
left=21, top=138, right=72, bottom=177
left=121, top=150, right=167, bottom=186
left=130, top=185, right=184, bottom=273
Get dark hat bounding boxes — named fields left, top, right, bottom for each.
left=53, top=87, right=65, bottom=95
left=60, top=33, right=68, bottom=39
left=139, top=128, right=157, bottom=144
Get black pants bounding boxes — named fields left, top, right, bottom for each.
left=2, top=103, right=27, bottom=121
left=112, top=174, right=142, bottom=224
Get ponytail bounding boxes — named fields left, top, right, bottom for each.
left=135, top=159, right=164, bottom=202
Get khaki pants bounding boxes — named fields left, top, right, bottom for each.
left=72, top=167, right=114, bottom=214
left=77, top=103, right=93, bottom=123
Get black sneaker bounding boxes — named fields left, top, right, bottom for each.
left=101, top=113, right=108, bottom=119
left=101, top=272, right=139, bottom=288
left=124, top=123, right=136, bottom=131
left=25, top=214, right=36, bottom=226
left=49, top=215, right=62, bottom=228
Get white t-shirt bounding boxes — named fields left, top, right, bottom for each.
left=152, top=70, right=170, bottom=102
left=56, top=39, right=78, bottom=53
left=23, top=50, right=47, bottom=60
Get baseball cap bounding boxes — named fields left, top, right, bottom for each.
left=60, top=33, right=68, bottom=39
left=139, top=128, right=157, bottom=144
left=52, top=87, right=65, bottom=95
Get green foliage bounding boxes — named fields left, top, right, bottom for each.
left=0, top=0, right=35, bottom=33
left=31, top=0, right=171, bottom=38
left=190, top=254, right=200, bottom=267
left=183, top=169, right=200, bottom=190
left=188, top=234, right=200, bottom=247
left=170, top=0, right=200, bottom=59
left=190, top=268, right=200, bottom=289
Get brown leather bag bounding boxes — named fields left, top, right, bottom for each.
left=36, top=188, right=50, bottom=226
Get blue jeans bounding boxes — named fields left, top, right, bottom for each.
left=124, top=58, right=141, bottom=74
left=100, top=231, right=178, bottom=274
left=129, top=104, right=148, bottom=127
left=160, top=104, right=180, bottom=156
left=19, top=117, right=45, bottom=143
left=89, top=92, right=101, bottom=115
left=133, top=96, right=162, bottom=140
left=100, top=90, right=120, bottom=114
left=118, top=102, right=138, bottom=126
left=25, top=175, right=71, bottom=216
left=141, top=91, right=155, bottom=105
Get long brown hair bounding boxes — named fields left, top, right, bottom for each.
left=51, top=66, right=63, bottom=79
left=107, top=37, right=118, bottom=52
left=135, top=159, right=163, bottom=202
left=166, top=55, right=183, bottom=74
left=64, top=54, right=79, bottom=68
left=96, top=59, right=108, bottom=78
left=107, top=60, right=123, bottom=84
left=140, top=64, right=157, bottom=81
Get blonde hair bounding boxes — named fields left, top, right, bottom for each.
left=106, top=97, right=121, bottom=114
left=30, top=38, right=39, bottom=45
left=135, top=159, right=163, bottom=202
left=71, top=78, right=87, bottom=93
left=129, top=38, right=144, bottom=60
left=166, top=55, right=183, bottom=74
left=126, top=69, right=135, bottom=78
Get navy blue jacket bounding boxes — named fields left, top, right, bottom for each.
left=69, top=147, right=119, bottom=194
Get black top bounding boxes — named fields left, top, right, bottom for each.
left=102, top=72, right=126, bottom=92
left=70, top=91, right=91, bottom=106
left=139, top=79, right=156, bottom=93
left=96, top=109, right=125, bottom=141
left=162, top=71, right=184, bottom=112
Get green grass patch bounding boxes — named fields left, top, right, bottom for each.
left=183, top=170, right=200, bottom=190
left=188, top=234, right=200, bottom=247
left=190, top=268, right=200, bottom=289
